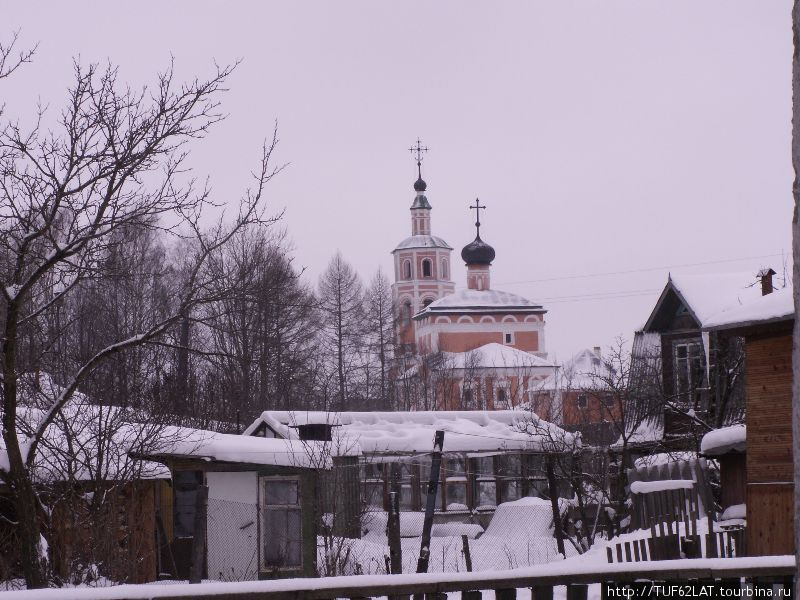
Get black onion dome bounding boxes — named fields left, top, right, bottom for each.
left=414, top=177, right=427, bottom=192
left=461, top=235, right=495, bottom=265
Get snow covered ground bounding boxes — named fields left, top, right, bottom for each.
left=325, top=497, right=577, bottom=576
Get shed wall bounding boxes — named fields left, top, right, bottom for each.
left=744, top=332, right=795, bottom=555
left=206, top=471, right=259, bottom=581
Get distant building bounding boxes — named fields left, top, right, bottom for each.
left=391, top=146, right=556, bottom=410
left=531, top=347, right=622, bottom=446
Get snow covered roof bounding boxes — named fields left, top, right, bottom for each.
left=535, top=348, right=610, bottom=392
left=144, top=429, right=328, bottom=469
left=443, top=343, right=555, bottom=370
left=703, top=285, right=793, bottom=331
left=643, top=272, right=764, bottom=330
left=245, top=410, right=576, bottom=456
left=393, top=234, right=452, bottom=252
left=700, top=424, right=746, bottom=456
left=0, top=374, right=171, bottom=482
left=417, top=288, right=544, bottom=317
left=611, top=417, right=664, bottom=449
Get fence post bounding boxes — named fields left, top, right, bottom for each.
left=388, top=463, right=403, bottom=575
left=189, top=484, right=208, bottom=584
left=416, top=430, right=445, bottom=574
left=462, top=534, right=473, bottom=572
left=546, top=455, right=566, bottom=557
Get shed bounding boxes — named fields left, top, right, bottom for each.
left=140, top=429, right=327, bottom=580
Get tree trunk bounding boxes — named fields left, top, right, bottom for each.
left=2, top=300, right=48, bottom=588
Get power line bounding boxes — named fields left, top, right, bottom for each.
left=493, top=252, right=784, bottom=287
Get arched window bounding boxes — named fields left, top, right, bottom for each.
left=441, top=259, right=448, bottom=280
left=422, top=259, right=432, bottom=278
left=403, top=260, right=412, bottom=280
left=423, top=298, right=433, bottom=308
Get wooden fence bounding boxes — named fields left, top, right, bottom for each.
left=1, top=556, right=793, bottom=600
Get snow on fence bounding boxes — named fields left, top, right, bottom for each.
left=626, top=457, right=713, bottom=530
left=0, top=556, right=793, bottom=600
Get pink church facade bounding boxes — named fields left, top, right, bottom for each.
left=390, top=164, right=556, bottom=410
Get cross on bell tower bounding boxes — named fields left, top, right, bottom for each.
left=409, top=138, right=428, bottom=180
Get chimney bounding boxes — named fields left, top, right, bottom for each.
left=593, top=346, right=601, bottom=357
left=759, top=268, right=776, bottom=296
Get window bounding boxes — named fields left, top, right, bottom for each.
left=403, top=260, right=412, bottom=279
left=442, top=259, right=449, bottom=280
left=603, top=394, right=614, bottom=407
left=504, top=332, right=513, bottom=345
left=362, top=462, right=385, bottom=508
left=422, top=259, right=432, bottom=277
left=496, top=388, right=510, bottom=409
left=577, top=394, right=588, bottom=408
left=261, top=477, right=302, bottom=569
left=444, top=456, right=468, bottom=510
left=461, top=388, right=474, bottom=409
left=423, top=298, right=433, bottom=308
left=674, top=342, right=705, bottom=401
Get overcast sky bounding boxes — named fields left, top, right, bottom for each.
left=3, top=2, right=793, bottom=361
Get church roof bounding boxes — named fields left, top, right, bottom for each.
left=443, top=343, right=554, bottom=369
left=393, top=234, right=453, bottom=252
left=415, top=288, right=545, bottom=316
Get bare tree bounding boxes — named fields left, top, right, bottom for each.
left=0, top=55, right=282, bottom=587
left=318, top=252, right=364, bottom=412
left=364, top=269, right=393, bottom=410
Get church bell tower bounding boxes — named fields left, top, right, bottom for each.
left=391, top=140, right=455, bottom=350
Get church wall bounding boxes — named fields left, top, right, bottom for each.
left=514, top=331, right=540, bottom=352
left=438, top=331, right=504, bottom=353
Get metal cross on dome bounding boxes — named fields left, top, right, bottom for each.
left=409, top=138, right=428, bottom=178
left=469, top=198, right=486, bottom=235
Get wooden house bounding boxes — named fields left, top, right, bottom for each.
left=703, top=282, right=794, bottom=556
left=639, top=272, right=762, bottom=443
left=140, top=429, right=325, bottom=580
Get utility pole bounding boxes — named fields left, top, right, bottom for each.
left=416, top=430, right=445, bottom=574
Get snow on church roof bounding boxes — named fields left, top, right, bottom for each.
left=393, top=234, right=453, bottom=252
left=417, top=289, right=544, bottom=316
left=244, top=410, right=575, bottom=455
left=443, top=343, right=554, bottom=369
left=703, top=285, right=793, bottom=331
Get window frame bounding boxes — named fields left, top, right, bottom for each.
left=259, top=475, right=303, bottom=572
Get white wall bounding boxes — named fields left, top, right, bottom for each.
left=206, top=471, right=259, bottom=581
